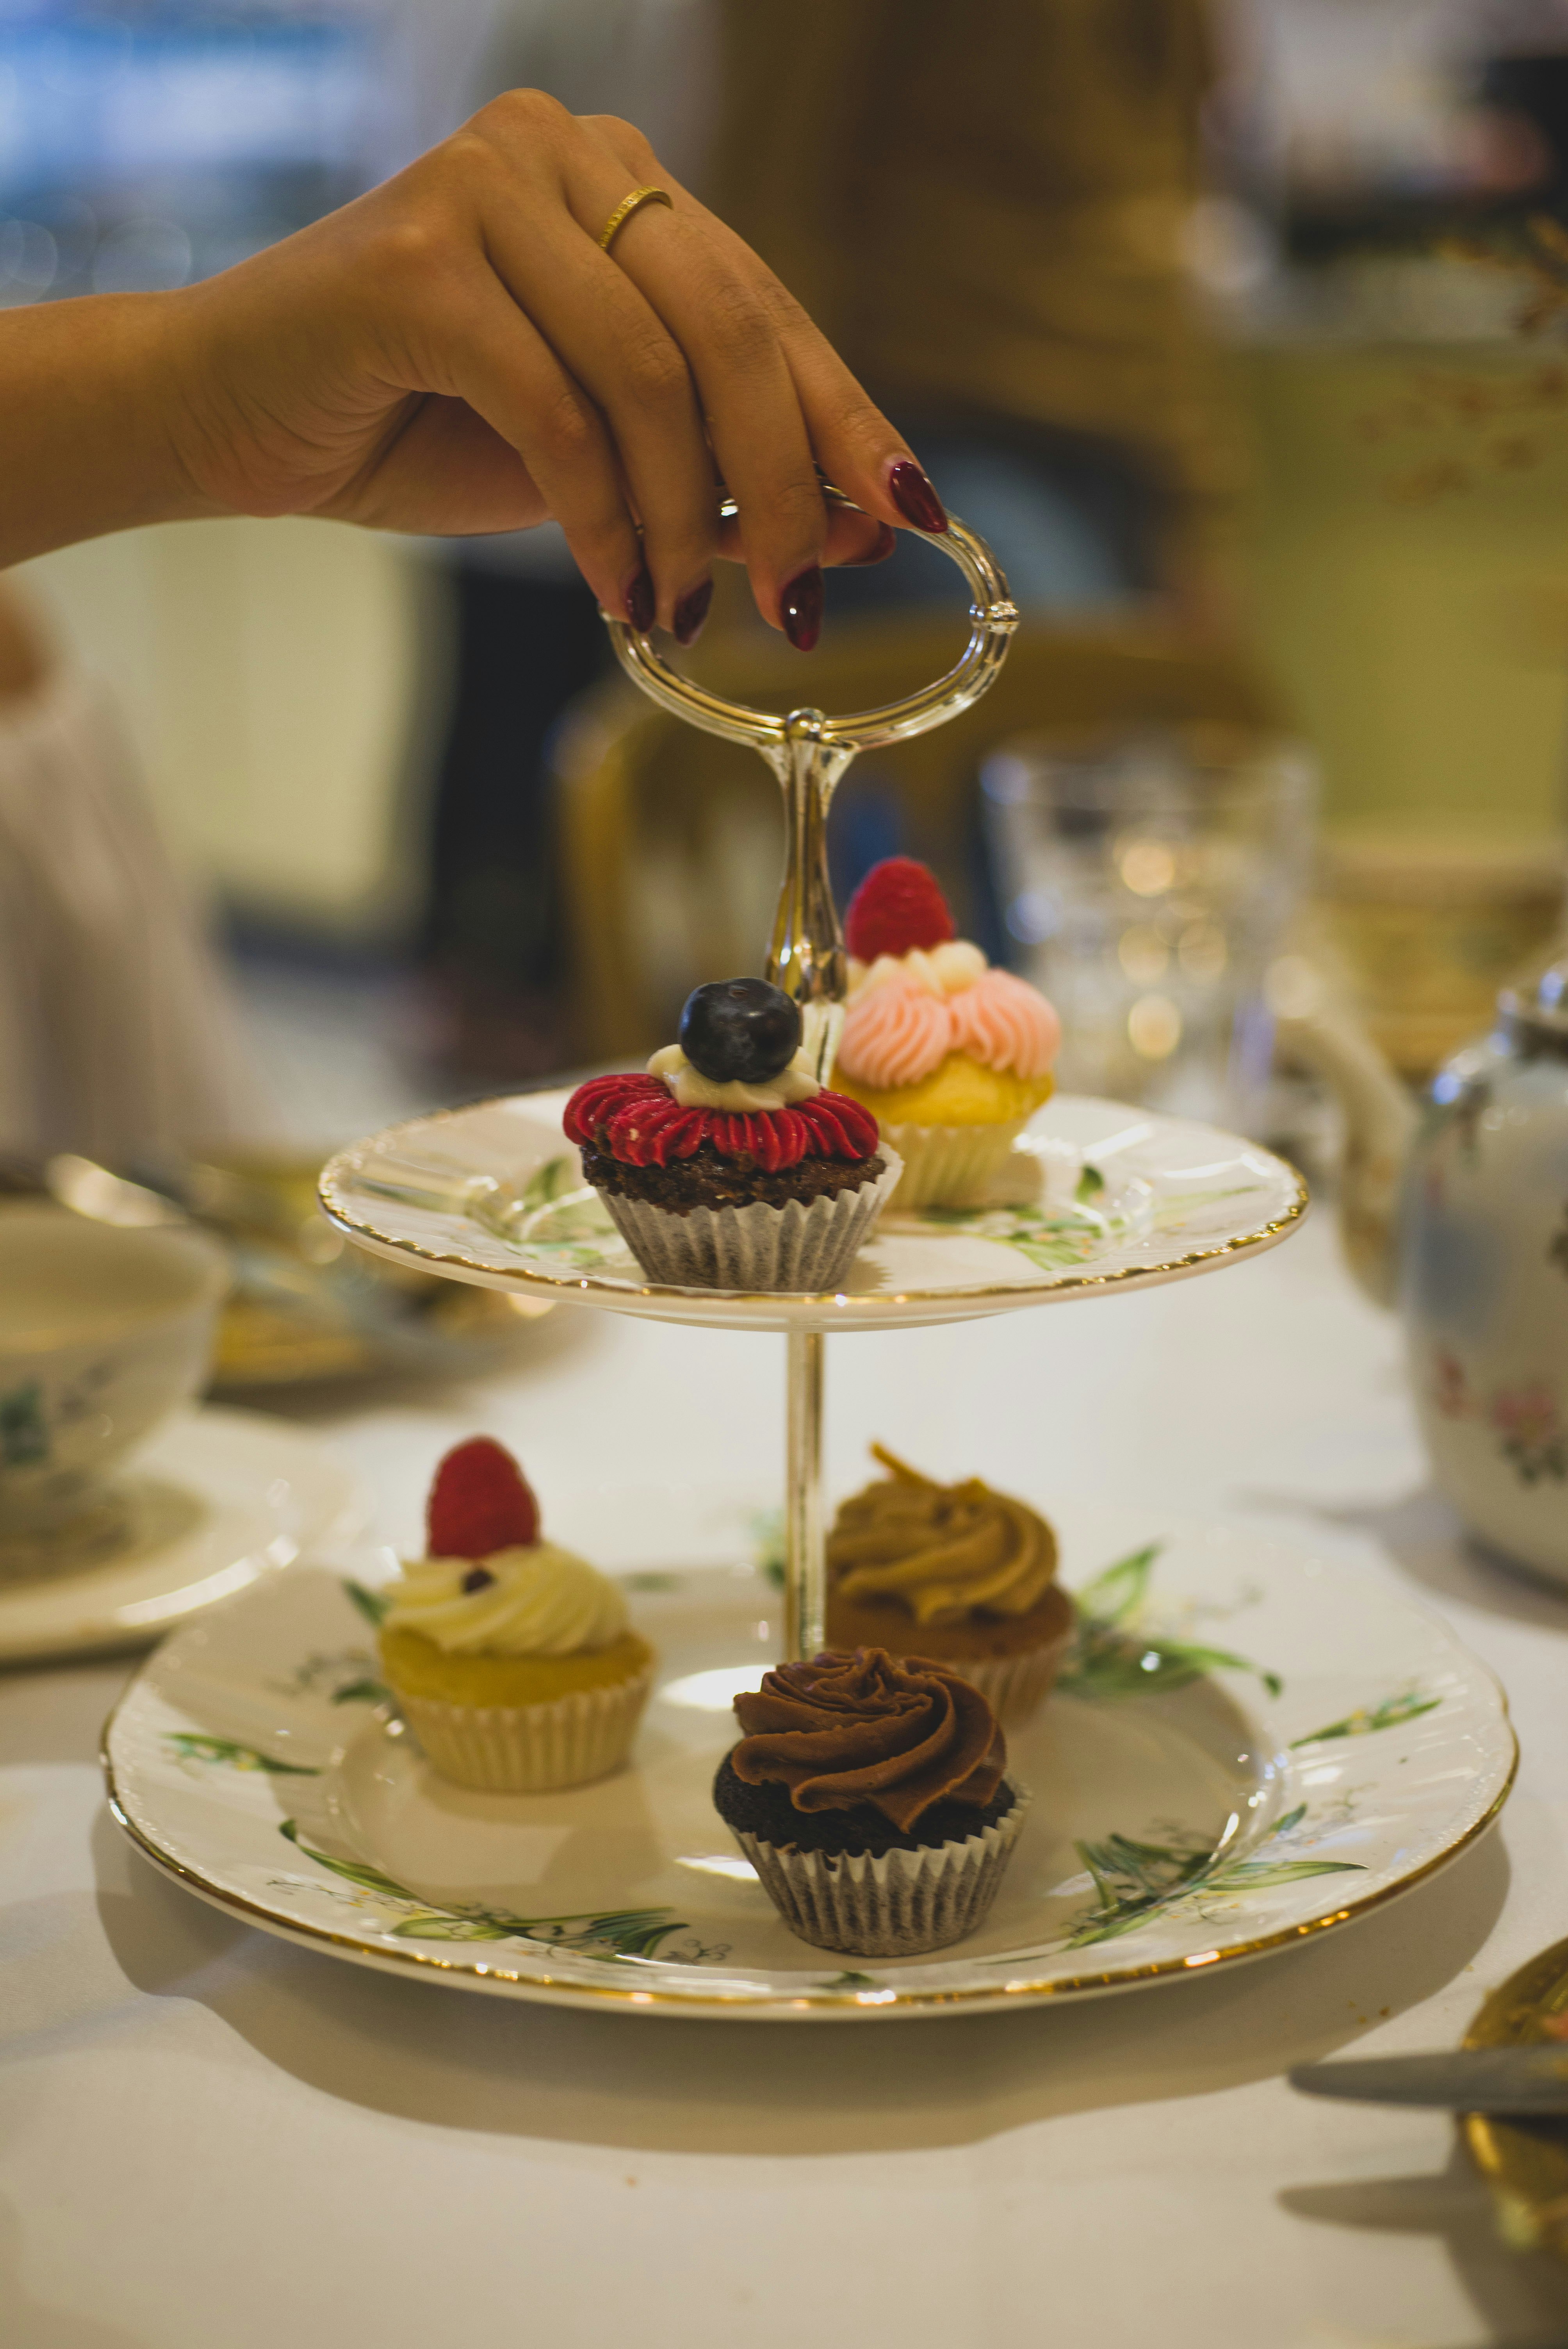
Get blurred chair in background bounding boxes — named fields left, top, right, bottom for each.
left=557, top=618, right=1286, bottom=1062
left=0, top=584, right=271, bottom=1166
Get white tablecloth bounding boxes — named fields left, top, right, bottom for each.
left=5, top=1212, right=1568, bottom=2349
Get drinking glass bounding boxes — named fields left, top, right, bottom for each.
left=981, top=726, right=1317, bottom=1133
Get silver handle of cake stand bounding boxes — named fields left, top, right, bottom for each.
left=600, top=487, right=1017, bottom=1658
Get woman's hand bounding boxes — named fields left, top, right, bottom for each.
left=156, top=94, right=945, bottom=647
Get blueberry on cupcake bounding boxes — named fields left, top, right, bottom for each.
left=563, top=979, right=900, bottom=1292
left=713, top=1647, right=1028, bottom=1957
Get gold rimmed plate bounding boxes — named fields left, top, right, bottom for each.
left=318, top=1091, right=1308, bottom=1335
left=104, top=1497, right=1513, bottom=2019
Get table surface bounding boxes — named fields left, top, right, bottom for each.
left=5, top=1210, right=1568, bottom=2349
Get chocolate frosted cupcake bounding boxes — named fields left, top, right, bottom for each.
left=564, top=978, right=900, bottom=1292
left=714, top=1647, right=1028, bottom=1957
left=826, top=1446, right=1074, bottom=1725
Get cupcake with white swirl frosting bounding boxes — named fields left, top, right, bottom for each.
left=378, top=1438, right=654, bottom=1791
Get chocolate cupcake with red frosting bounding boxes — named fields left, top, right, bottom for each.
left=563, top=978, right=901, bottom=1292
left=714, top=1647, right=1028, bottom=1956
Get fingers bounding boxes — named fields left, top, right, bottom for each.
left=716, top=508, right=893, bottom=569
left=476, top=209, right=719, bottom=631
left=462, top=96, right=719, bottom=633
left=557, top=117, right=832, bottom=640
left=420, top=96, right=942, bottom=645
left=421, top=261, right=648, bottom=618
left=683, top=194, right=950, bottom=540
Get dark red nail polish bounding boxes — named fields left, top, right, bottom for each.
left=845, top=523, right=897, bottom=568
left=780, top=565, right=823, bottom=651
left=888, top=460, right=948, bottom=533
left=625, top=567, right=655, bottom=634
left=673, top=578, right=713, bottom=647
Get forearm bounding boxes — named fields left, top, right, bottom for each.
left=0, top=294, right=220, bottom=570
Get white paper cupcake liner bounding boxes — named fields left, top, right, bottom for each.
left=392, top=1666, right=653, bottom=1793
left=597, top=1150, right=902, bottom=1293
left=731, top=1780, right=1030, bottom=1958
left=877, top=1119, right=1030, bottom=1211
left=947, top=1614, right=1076, bottom=1727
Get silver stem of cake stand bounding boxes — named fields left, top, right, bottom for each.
left=784, top=1327, right=826, bottom=1658
left=599, top=488, right=1016, bottom=1661
left=765, top=713, right=853, bottom=1083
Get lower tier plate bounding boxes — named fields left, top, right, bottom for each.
left=103, top=1499, right=1515, bottom=2019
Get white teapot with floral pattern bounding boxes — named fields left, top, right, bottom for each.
left=1401, top=958, right=1568, bottom=1578
left=1287, top=954, right=1568, bottom=1579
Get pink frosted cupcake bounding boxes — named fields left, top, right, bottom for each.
left=830, top=859, right=1060, bottom=1210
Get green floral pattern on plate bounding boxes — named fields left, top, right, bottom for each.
left=1290, top=1688, right=1441, bottom=1747
left=1058, top=1542, right=1283, bottom=1700
left=916, top=1162, right=1128, bottom=1273
left=502, top=1157, right=620, bottom=1272
left=165, top=1734, right=320, bottom=1777
left=1055, top=1802, right=1363, bottom=1951
left=277, top=1821, right=693, bottom=1959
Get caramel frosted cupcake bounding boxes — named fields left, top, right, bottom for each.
left=830, top=858, right=1060, bottom=1209
left=825, top=1445, right=1073, bottom=1725
left=379, top=1438, right=654, bottom=1792
left=564, top=978, right=899, bottom=1292
left=714, top=1647, right=1028, bottom=1958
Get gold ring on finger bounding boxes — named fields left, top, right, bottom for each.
left=598, top=185, right=674, bottom=255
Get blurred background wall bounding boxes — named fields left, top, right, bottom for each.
left=5, top=0, right=1568, bottom=1139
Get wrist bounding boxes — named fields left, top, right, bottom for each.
left=118, top=288, right=231, bottom=528
left=0, top=291, right=224, bottom=570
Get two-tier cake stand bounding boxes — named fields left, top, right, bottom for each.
left=100, top=499, right=1513, bottom=2021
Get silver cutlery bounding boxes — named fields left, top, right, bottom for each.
left=1291, top=2048, right=1568, bottom=2115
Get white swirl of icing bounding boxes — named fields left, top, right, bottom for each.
left=647, top=1041, right=821, bottom=1112
left=383, top=1542, right=629, bottom=1655
left=847, top=940, right=987, bottom=1003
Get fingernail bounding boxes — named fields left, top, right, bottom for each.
left=844, top=523, right=897, bottom=568
left=888, top=459, right=948, bottom=533
left=673, top=578, right=713, bottom=648
left=780, top=565, right=823, bottom=651
left=625, top=567, right=655, bottom=634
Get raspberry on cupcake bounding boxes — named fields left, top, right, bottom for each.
left=564, top=978, right=900, bottom=1292
left=826, top=1445, right=1074, bottom=1725
left=831, top=857, right=1060, bottom=1209
left=713, top=1646, right=1028, bottom=1957
left=378, top=1438, right=654, bottom=1792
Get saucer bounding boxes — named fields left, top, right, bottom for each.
left=0, top=1404, right=369, bottom=1665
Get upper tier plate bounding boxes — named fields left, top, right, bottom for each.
left=319, top=1090, right=1307, bottom=1335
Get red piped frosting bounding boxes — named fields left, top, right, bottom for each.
left=844, top=857, right=955, bottom=962
left=565, top=1073, right=879, bottom=1172
left=427, top=1436, right=539, bottom=1559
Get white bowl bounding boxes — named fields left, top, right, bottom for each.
left=0, top=1205, right=228, bottom=1552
